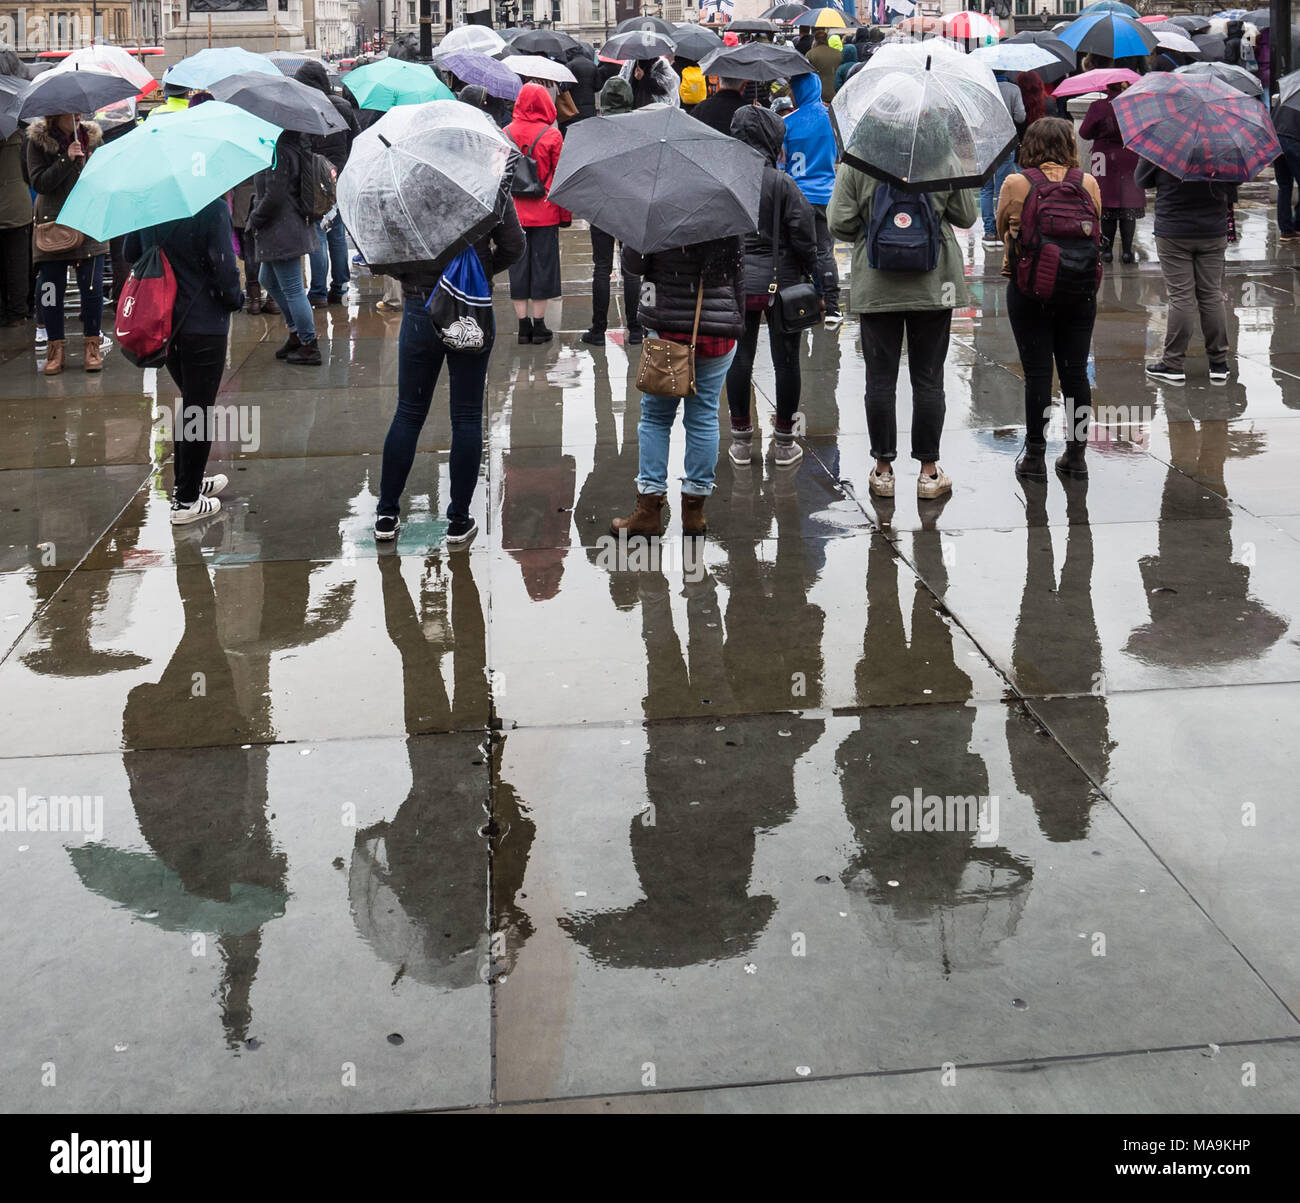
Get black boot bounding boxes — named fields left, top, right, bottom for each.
left=275, top=332, right=301, bottom=360
left=1056, top=440, right=1088, bottom=478
left=531, top=319, right=554, bottom=344
left=286, top=337, right=322, bottom=366
left=517, top=317, right=533, bottom=344
left=1015, top=443, right=1048, bottom=481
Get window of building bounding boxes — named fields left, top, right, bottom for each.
left=1063, top=0, right=1076, bottom=11
left=407, top=0, right=414, bottom=21
left=1015, top=0, right=1027, bottom=13
left=550, top=0, right=560, bottom=21
left=521, top=0, right=533, bottom=22
left=430, top=2, right=441, bottom=23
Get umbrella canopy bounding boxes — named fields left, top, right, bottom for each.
left=549, top=105, right=764, bottom=254
left=1079, top=0, right=1139, bottom=16
left=1052, top=67, right=1141, bottom=97
left=210, top=71, right=346, bottom=134
left=1212, top=8, right=1249, bottom=17
left=616, top=15, right=677, bottom=36
left=760, top=3, right=810, bottom=19
left=264, top=51, right=341, bottom=90
left=699, top=41, right=814, bottom=82
left=832, top=39, right=1015, bottom=191
left=1243, top=9, right=1270, bottom=28
left=436, top=50, right=521, bottom=101
left=343, top=57, right=454, bottom=110
left=19, top=68, right=140, bottom=119
left=1169, top=15, right=1212, bottom=33
left=433, top=25, right=506, bottom=58
left=1059, top=12, right=1158, bottom=59
left=600, top=31, right=677, bottom=63
left=671, top=25, right=724, bottom=62
left=512, top=29, right=580, bottom=60
left=898, top=15, right=945, bottom=37
left=944, top=11, right=1003, bottom=44
left=0, top=75, right=31, bottom=140
left=1175, top=60, right=1263, bottom=96
left=727, top=18, right=778, bottom=33
left=1113, top=72, right=1279, bottom=181
left=163, top=46, right=282, bottom=92
left=1151, top=27, right=1203, bottom=56
left=57, top=100, right=279, bottom=243
left=1006, top=30, right=1077, bottom=67
left=1193, top=32, right=1229, bottom=60
left=50, top=45, right=158, bottom=98
left=968, top=43, right=1061, bottom=75
left=501, top=55, right=578, bottom=85
left=792, top=7, right=854, bottom=27
left=337, top=99, right=513, bottom=275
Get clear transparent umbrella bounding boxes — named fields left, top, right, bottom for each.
left=337, top=99, right=513, bottom=276
left=433, top=25, right=506, bottom=59
left=831, top=39, right=1015, bottom=191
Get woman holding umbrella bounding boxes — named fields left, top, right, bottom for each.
left=1079, top=81, right=1145, bottom=264
left=27, top=110, right=107, bottom=374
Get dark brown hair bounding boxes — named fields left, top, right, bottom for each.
left=1018, top=117, right=1079, bottom=170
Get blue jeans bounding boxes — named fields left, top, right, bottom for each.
left=259, top=257, right=316, bottom=342
left=38, top=255, right=103, bottom=339
left=1277, top=136, right=1300, bottom=235
left=636, top=342, right=736, bottom=497
left=379, top=297, right=494, bottom=521
left=307, top=218, right=350, bottom=300
left=981, top=156, right=1015, bottom=237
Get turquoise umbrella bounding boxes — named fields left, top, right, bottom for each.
left=344, top=57, right=455, bottom=110
left=163, top=46, right=282, bottom=92
left=57, top=100, right=279, bottom=243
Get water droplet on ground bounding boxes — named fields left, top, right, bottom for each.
left=795, top=1065, right=811, bottom=1077
left=387, top=1033, right=404, bottom=1046
left=1011, top=998, right=1028, bottom=1010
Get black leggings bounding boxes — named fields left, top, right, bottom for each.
left=165, top=332, right=228, bottom=504
left=1006, top=280, right=1096, bottom=447
left=1102, top=215, right=1135, bottom=255
left=589, top=226, right=640, bottom=333
left=726, top=307, right=801, bottom=428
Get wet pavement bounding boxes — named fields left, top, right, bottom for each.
left=3, top=188, right=1300, bottom=1114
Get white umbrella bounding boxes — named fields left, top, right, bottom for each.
left=50, top=44, right=158, bottom=97
left=1153, top=28, right=1202, bottom=55
left=968, top=43, right=1061, bottom=73
left=501, top=55, right=578, bottom=85
left=433, top=25, right=506, bottom=59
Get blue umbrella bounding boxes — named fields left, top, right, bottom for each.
left=1059, top=12, right=1158, bottom=59
left=1212, top=9, right=1249, bottom=18
left=437, top=50, right=521, bottom=101
left=1079, top=0, right=1139, bottom=16
left=163, top=46, right=281, bottom=91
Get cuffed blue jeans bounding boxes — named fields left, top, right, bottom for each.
left=636, top=342, right=736, bottom=497
left=259, top=257, right=316, bottom=342
left=981, top=156, right=1015, bottom=237
left=308, top=218, right=350, bottom=300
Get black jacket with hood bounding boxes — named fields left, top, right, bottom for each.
left=564, top=47, right=599, bottom=122
left=1134, top=159, right=1237, bottom=240
left=295, top=61, right=359, bottom=172
left=247, top=132, right=319, bottom=261
left=730, top=105, right=820, bottom=298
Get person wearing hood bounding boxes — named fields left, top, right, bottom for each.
left=833, top=43, right=858, bottom=93
left=147, top=83, right=191, bottom=120
left=620, top=57, right=681, bottom=109
left=458, top=84, right=510, bottom=129
left=565, top=43, right=600, bottom=123
left=725, top=106, right=821, bottom=470
left=0, top=50, right=30, bottom=327
left=784, top=71, right=842, bottom=327
left=691, top=77, right=748, bottom=135
left=505, top=82, right=571, bottom=345
left=295, top=61, right=359, bottom=307
left=581, top=77, right=643, bottom=347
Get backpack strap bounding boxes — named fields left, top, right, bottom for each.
left=769, top=175, right=782, bottom=296
left=521, top=128, right=547, bottom=157
left=1064, top=167, right=1085, bottom=187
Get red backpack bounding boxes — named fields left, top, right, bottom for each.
left=115, top=243, right=179, bottom=367
left=1013, top=166, right=1101, bottom=304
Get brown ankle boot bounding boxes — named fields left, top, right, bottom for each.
left=43, top=339, right=65, bottom=375
left=246, top=281, right=264, bottom=315
left=681, top=493, right=707, bottom=536
left=83, top=335, right=103, bottom=372
left=610, top=492, right=665, bottom=537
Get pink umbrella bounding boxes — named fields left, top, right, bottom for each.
left=1053, top=67, right=1141, bottom=97
left=1138, top=13, right=1167, bottom=22
left=945, top=11, right=1004, bottom=43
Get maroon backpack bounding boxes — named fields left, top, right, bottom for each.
left=1013, top=166, right=1102, bottom=304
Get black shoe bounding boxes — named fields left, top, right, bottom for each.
left=1146, top=361, right=1185, bottom=384
left=327, top=290, right=344, bottom=304
left=1055, top=443, right=1089, bottom=479
left=517, top=318, right=533, bottom=344
left=1120, top=251, right=1136, bottom=265
left=1102, top=248, right=1114, bottom=264
left=286, top=338, right=322, bottom=365
left=626, top=327, right=644, bottom=346
left=1015, top=445, right=1048, bottom=481
left=581, top=328, right=605, bottom=346
left=531, top=321, right=554, bottom=344
left=446, top=516, right=478, bottom=546
left=1209, top=361, right=1230, bottom=383
left=374, top=514, right=399, bottom=541
left=275, top=332, right=301, bottom=359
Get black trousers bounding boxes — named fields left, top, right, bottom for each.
left=1006, top=280, right=1096, bottom=446
left=726, top=306, right=801, bottom=426
left=165, top=332, right=227, bottom=504
left=589, top=225, right=640, bottom=332
left=0, top=223, right=30, bottom=322
left=859, top=309, right=951, bottom=463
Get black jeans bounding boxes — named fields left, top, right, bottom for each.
left=37, top=255, right=104, bottom=340
left=379, top=297, right=494, bottom=522
left=812, top=204, right=840, bottom=314
left=1006, top=280, right=1096, bottom=447
left=859, top=309, right=951, bottom=463
left=589, top=225, right=640, bottom=333
left=165, top=332, right=228, bottom=504
left=726, top=306, right=801, bottom=427
left=0, top=223, right=30, bottom=322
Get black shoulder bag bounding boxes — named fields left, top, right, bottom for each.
left=769, top=182, right=821, bottom=332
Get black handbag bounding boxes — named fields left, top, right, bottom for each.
left=769, top=183, right=822, bottom=332
left=509, top=130, right=548, bottom=199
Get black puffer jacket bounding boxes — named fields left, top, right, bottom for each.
left=565, top=48, right=599, bottom=122
left=623, top=237, right=744, bottom=339
left=730, top=105, right=819, bottom=297
left=1134, top=159, right=1237, bottom=240
left=247, top=132, right=319, bottom=261
left=295, top=61, right=359, bottom=172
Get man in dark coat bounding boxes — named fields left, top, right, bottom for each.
left=691, top=77, right=748, bottom=135
left=564, top=44, right=599, bottom=125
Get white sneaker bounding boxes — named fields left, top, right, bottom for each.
left=35, top=326, right=47, bottom=347
left=823, top=312, right=843, bottom=330
left=99, top=333, right=113, bottom=352
left=200, top=474, right=228, bottom=497
left=170, top=495, right=221, bottom=525
left=868, top=466, right=895, bottom=498
left=982, top=237, right=1004, bottom=250
left=917, top=466, right=953, bottom=500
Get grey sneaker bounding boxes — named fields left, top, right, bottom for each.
left=728, top=430, right=753, bottom=466
left=772, top=437, right=803, bottom=467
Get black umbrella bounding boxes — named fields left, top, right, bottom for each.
left=549, top=105, right=764, bottom=254
left=1244, top=9, right=1270, bottom=29
left=1175, top=60, right=1264, bottom=97
left=1193, top=32, right=1228, bottom=61
left=699, top=41, right=815, bottom=83
left=671, top=25, right=724, bottom=63
left=615, top=16, right=677, bottom=37
left=761, top=3, right=811, bottom=19
left=209, top=70, right=346, bottom=134
left=1007, top=30, right=1076, bottom=68
left=1169, top=15, right=1211, bottom=34
left=600, top=31, right=676, bottom=62
left=18, top=67, right=139, bottom=119
left=728, top=18, right=778, bottom=34
left=511, top=29, right=578, bottom=60
left=0, top=74, right=30, bottom=139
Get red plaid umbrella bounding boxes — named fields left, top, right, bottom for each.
left=1111, top=73, right=1279, bottom=182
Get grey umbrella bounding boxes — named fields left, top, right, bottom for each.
left=1169, top=14, right=1211, bottom=34
left=616, top=15, right=677, bottom=36
left=600, top=31, right=677, bottom=62
left=1193, top=32, right=1228, bottom=61
left=549, top=105, right=764, bottom=254
left=512, top=28, right=581, bottom=59
left=1175, top=60, right=1264, bottom=97
left=0, top=74, right=30, bottom=139
left=698, top=41, right=815, bottom=83
left=670, top=25, right=724, bottom=63
left=209, top=70, right=346, bottom=134
left=19, top=67, right=139, bottom=119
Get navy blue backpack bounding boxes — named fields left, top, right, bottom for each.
left=866, top=182, right=943, bottom=273
left=426, top=247, right=493, bottom=353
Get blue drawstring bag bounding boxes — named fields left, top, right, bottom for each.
left=426, top=248, right=493, bottom=353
